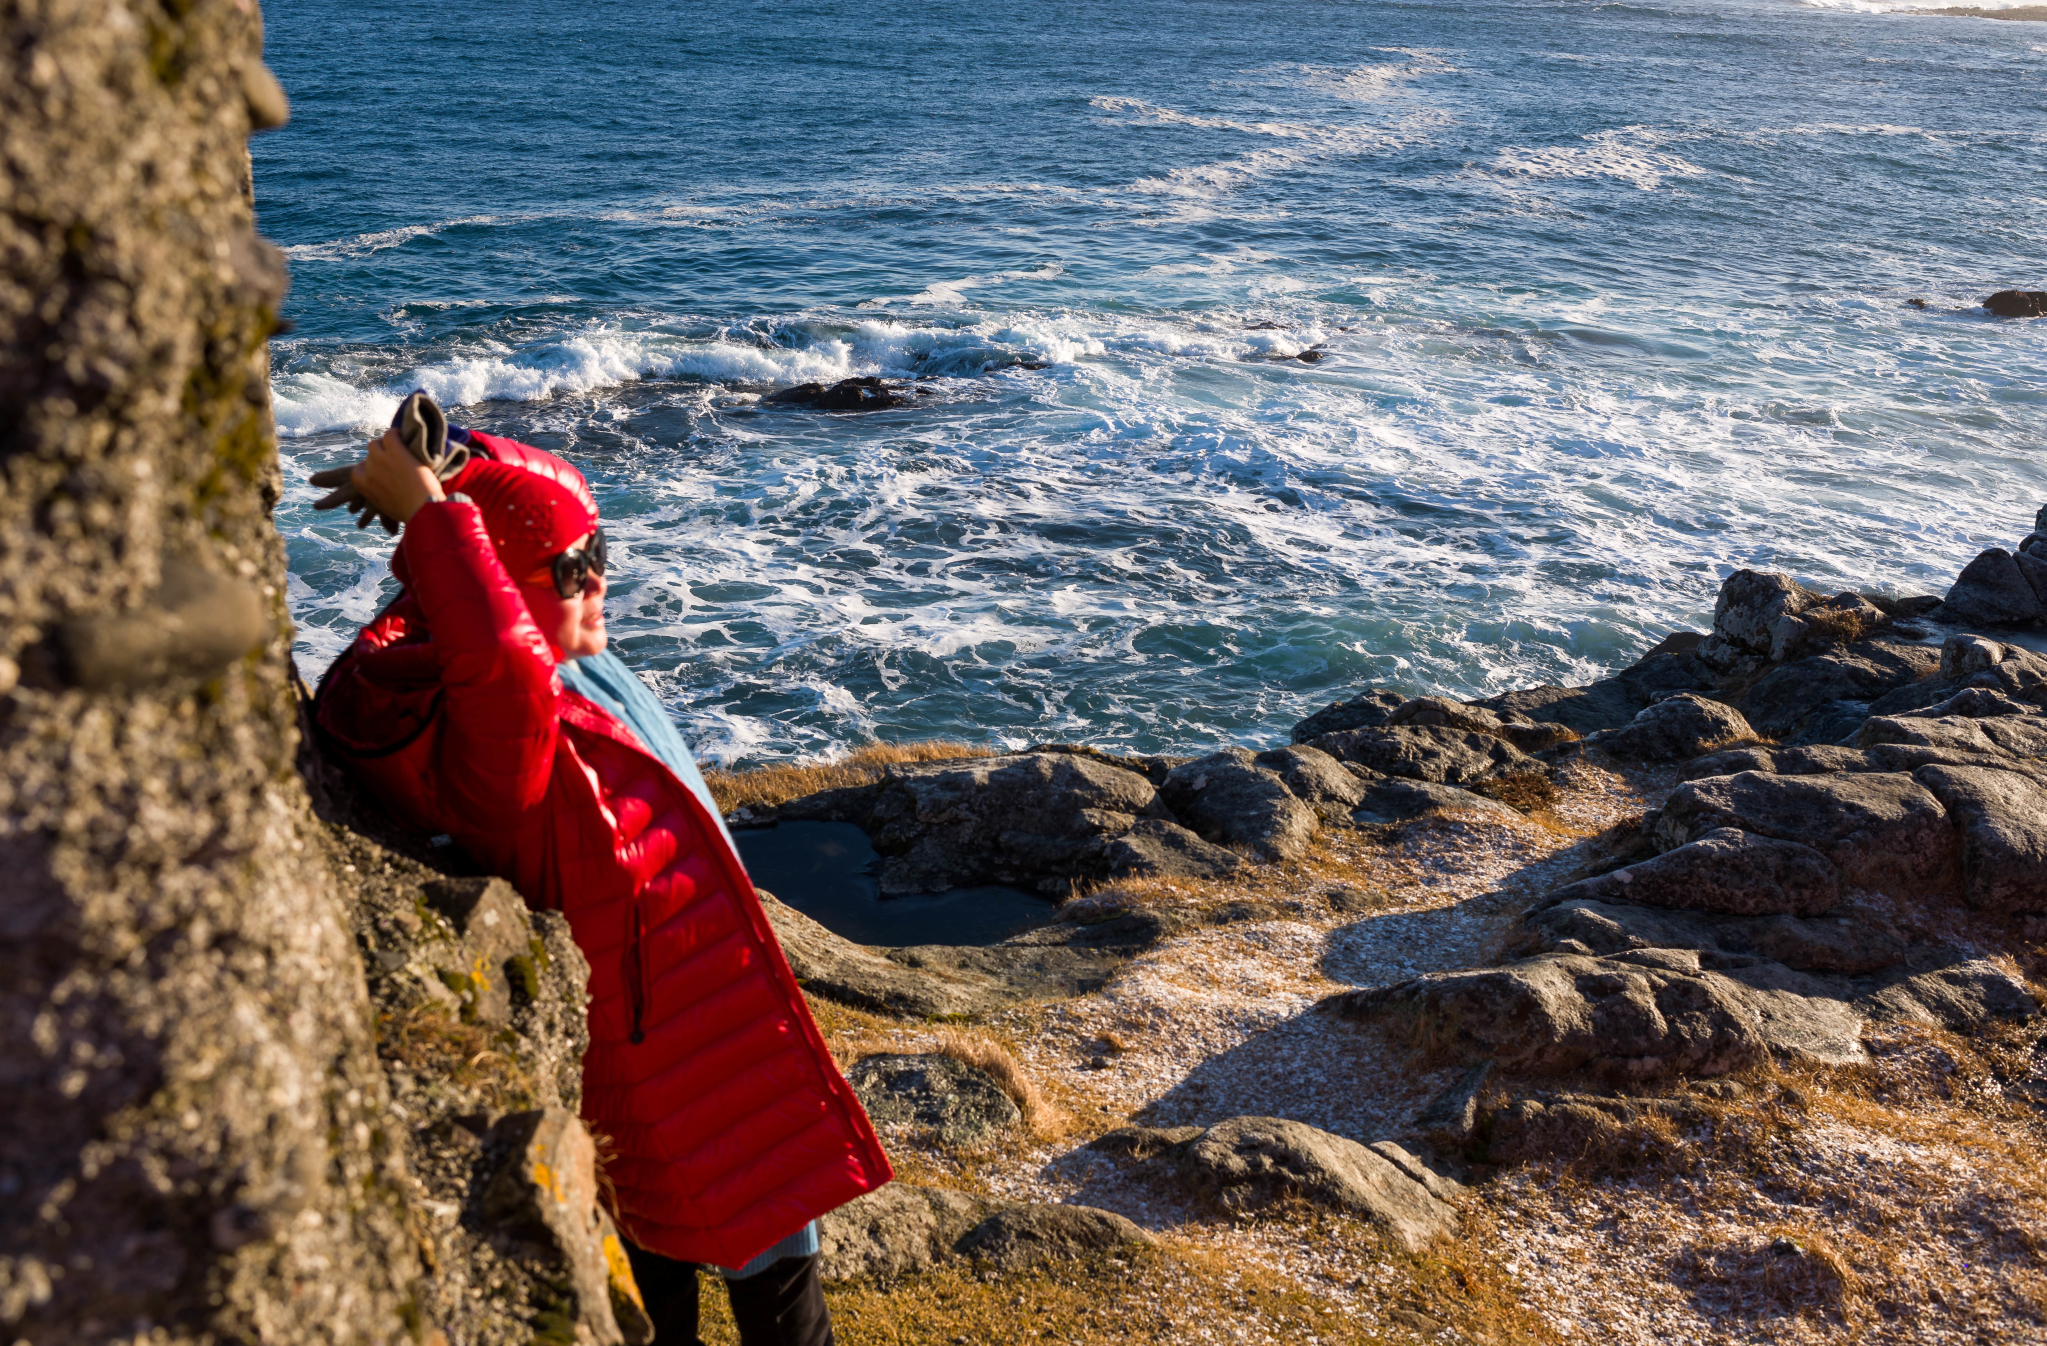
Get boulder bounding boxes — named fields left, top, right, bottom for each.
left=1097, top=818, right=1244, bottom=880
left=1940, top=549, right=2044, bottom=626
left=954, top=1205, right=1152, bottom=1269
left=1366, top=1141, right=1469, bottom=1205
left=1518, top=898, right=1906, bottom=977
left=480, top=1109, right=651, bottom=1346
left=763, top=377, right=911, bottom=411
left=1911, top=765, right=2047, bottom=913
left=1475, top=648, right=1717, bottom=738
left=1681, top=745, right=1877, bottom=780
left=1160, top=748, right=1319, bottom=860
left=1291, top=688, right=1408, bottom=744
left=1542, top=827, right=1842, bottom=918
left=1905, top=687, right=2036, bottom=720
left=2017, top=550, right=2047, bottom=605
left=1253, top=744, right=1368, bottom=816
left=1862, top=959, right=2037, bottom=1030
left=782, top=750, right=1171, bottom=894
left=1307, top=724, right=1541, bottom=787
left=816, top=1184, right=995, bottom=1283
left=419, top=876, right=543, bottom=1027
left=1942, top=634, right=2006, bottom=681
left=1857, top=710, right=2047, bottom=780
left=1983, top=290, right=2047, bottom=318
left=1713, top=570, right=1820, bottom=654
left=1336, top=948, right=1868, bottom=1078
left=1765, top=592, right=1891, bottom=663
left=1653, top=771, right=1960, bottom=900
left=1179, top=1117, right=1458, bottom=1251
left=1384, top=696, right=1575, bottom=754
left=1733, top=639, right=1942, bottom=742
left=847, top=1054, right=1022, bottom=1146
left=1593, top=694, right=1752, bottom=762
left=1350, top=778, right=1521, bottom=825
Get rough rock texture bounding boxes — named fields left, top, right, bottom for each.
left=1653, top=771, right=1961, bottom=900
left=1350, top=778, right=1521, bottom=825
left=331, top=820, right=651, bottom=1346
left=1290, top=688, right=1407, bottom=743
left=1179, top=1117, right=1459, bottom=1251
left=1413, top=1062, right=1496, bottom=1153
left=1160, top=748, right=1320, bottom=860
left=1542, top=827, right=1844, bottom=918
left=1485, top=1094, right=1709, bottom=1166
left=1307, top=723, right=1542, bottom=786
left=1339, top=950, right=1870, bottom=1078
left=1681, top=745, right=1877, bottom=780
left=1711, top=570, right=1821, bottom=654
left=780, top=750, right=1174, bottom=895
left=0, top=3, right=425, bottom=1340
left=847, top=1053, right=1022, bottom=1146
left=1858, top=708, right=2047, bottom=780
left=1252, top=743, right=1368, bottom=817
left=1096, top=817, right=1243, bottom=879
left=1593, top=694, right=1753, bottom=762
left=815, top=1184, right=996, bottom=1283
left=1517, top=898, right=1906, bottom=977
left=1384, top=696, right=1575, bottom=754
left=760, top=890, right=1166, bottom=1018
left=1732, top=640, right=1943, bottom=743
left=1941, top=549, right=2045, bottom=626
left=1910, top=765, right=2047, bottom=914
left=953, top=1206, right=1152, bottom=1269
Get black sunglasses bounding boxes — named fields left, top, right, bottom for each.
left=549, top=528, right=608, bottom=599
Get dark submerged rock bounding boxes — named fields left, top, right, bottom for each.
left=1983, top=289, right=2047, bottom=318
left=762, top=376, right=911, bottom=411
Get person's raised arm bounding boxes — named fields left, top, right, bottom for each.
left=354, top=430, right=561, bottom=817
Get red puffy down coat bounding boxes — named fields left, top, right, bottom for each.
left=314, top=435, right=890, bottom=1267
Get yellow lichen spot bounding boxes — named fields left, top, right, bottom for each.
left=602, top=1234, right=646, bottom=1312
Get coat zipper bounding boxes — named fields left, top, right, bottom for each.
left=627, top=899, right=648, bottom=1045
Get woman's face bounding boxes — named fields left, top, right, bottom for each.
left=518, top=533, right=608, bottom=660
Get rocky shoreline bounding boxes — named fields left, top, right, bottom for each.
left=253, top=506, right=2047, bottom=1344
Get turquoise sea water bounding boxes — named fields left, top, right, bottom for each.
left=259, top=0, right=2047, bottom=765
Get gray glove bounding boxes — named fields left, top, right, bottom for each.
left=308, top=390, right=472, bottom=534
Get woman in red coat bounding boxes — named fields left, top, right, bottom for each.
left=314, top=404, right=889, bottom=1346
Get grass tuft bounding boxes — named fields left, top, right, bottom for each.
left=704, top=740, right=989, bottom=814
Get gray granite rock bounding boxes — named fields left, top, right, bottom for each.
left=1179, top=1117, right=1459, bottom=1251
left=1681, top=745, right=1878, bottom=780
left=848, top=1054, right=1022, bottom=1146
left=1593, top=694, right=1753, bottom=762
left=1654, top=771, right=1960, bottom=901
left=1517, top=897, right=1905, bottom=976
left=1542, top=827, right=1843, bottom=918
left=1941, top=549, right=2045, bottom=626
left=1911, top=765, right=2047, bottom=914
left=1162, top=748, right=1320, bottom=860
left=816, top=1184, right=996, bottom=1283
left=1307, top=723, right=1542, bottom=787
left=954, top=1205, right=1152, bottom=1268
left=1290, top=688, right=1409, bottom=744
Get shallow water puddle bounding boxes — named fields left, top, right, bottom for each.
left=733, top=820, right=1052, bottom=947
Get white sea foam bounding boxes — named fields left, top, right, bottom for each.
left=281, top=215, right=501, bottom=261
left=1490, top=128, right=1704, bottom=191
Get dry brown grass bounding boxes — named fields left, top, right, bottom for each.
left=695, top=1214, right=1560, bottom=1346
left=1470, top=770, right=1559, bottom=814
left=375, top=1003, right=537, bottom=1110
left=928, top=1027, right=1062, bottom=1135
left=703, top=740, right=990, bottom=814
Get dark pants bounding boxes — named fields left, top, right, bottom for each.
left=624, top=1242, right=834, bottom=1346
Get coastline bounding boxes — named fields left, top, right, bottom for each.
left=706, top=521, right=2047, bottom=1343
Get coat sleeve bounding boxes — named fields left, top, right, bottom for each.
left=401, top=498, right=561, bottom=815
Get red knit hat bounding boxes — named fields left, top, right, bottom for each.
left=451, top=459, right=598, bottom=580
left=393, top=458, right=598, bottom=588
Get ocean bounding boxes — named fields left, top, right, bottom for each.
left=257, top=0, right=2047, bottom=765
